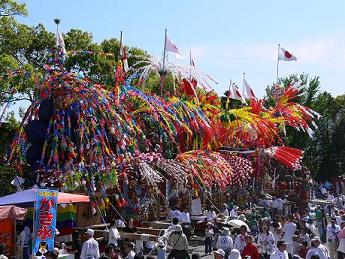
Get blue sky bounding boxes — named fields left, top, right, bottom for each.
left=19, top=0, right=345, bottom=98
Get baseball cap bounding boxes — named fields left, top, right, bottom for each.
left=214, top=249, right=225, bottom=257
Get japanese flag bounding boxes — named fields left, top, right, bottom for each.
left=232, top=84, right=246, bottom=104
left=243, top=79, right=257, bottom=99
left=56, top=29, right=66, bottom=54
left=165, top=35, right=184, bottom=58
left=278, top=46, right=297, bottom=61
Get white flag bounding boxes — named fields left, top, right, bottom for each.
left=56, top=29, right=66, bottom=54
left=165, top=35, right=184, bottom=58
left=190, top=50, right=195, bottom=67
left=278, top=46, right=297, bottom=61
left=232, top=84, right=246, bottom=104
left=121, top=46, right=129, bottom=73
left=243, top=79, right=257, bottom=99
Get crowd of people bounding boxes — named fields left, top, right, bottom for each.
left=8, top=189, right=345, bottom=259
left=58, top=201, right=345, bottom=259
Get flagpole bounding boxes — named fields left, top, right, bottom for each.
left=162, top=29, right=167, bottom=73
left=226, top=79, right=232, bottom=111
left=160, top=29, right=168, bottom=96
left=119, top=30, right=123, bottom=57
left=276, top=43, right=280, bottom=82
left=242, top=72, right=246, bottom=98
left=189, top=50, right=192, bottom=80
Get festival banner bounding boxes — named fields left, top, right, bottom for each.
left=33, top=188, right=58, bottom=255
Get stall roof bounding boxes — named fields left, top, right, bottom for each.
left=0, top=189, right=90, bottom=208
left=0, top=205, right=27, bottom=220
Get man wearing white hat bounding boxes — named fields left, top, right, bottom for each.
left=214, top=249, right=225, bottom=259
left=80, top=229, right=100, bottom=259
left=216, top=227, right=233, bottom=257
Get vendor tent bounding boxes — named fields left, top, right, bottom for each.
left=0, top=206, right=28, bottom=256
left=0, top=205, right=27, bottom=220
left=0, top=189, right=89, bottom=207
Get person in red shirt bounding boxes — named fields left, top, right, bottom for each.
left=242, top=235, right=260, bottom=259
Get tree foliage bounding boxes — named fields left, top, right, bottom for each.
left=266, top=74, right=345, bottom=180
left=0, top=0, right=27, bottom=17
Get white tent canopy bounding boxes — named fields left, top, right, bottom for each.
left=0, top=189, right=89, bottom=207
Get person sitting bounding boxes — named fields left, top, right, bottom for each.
left=229, top=206, right=239, bottom=219
left=114, top=215, right=126, bottom=228
left=169, top=206, right=182, bottom=221
left=241, top=235, right=260, bottom=259
left=123, top=218, right=137, bottom=233
left=109, top=219, right=121, bottom=247
left=206, top=206, right=217, bottom=222
left=221, top=204, right=229, bottom=217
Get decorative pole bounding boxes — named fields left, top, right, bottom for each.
left=119, top=30, right=123, bottom=57
left=160, top=29, right=168, bottom=96
left=276, top=44, right=280, bottom=81
left=162, top=29, right=167, bottom=72
left=242, top=72, right=246, bottom=99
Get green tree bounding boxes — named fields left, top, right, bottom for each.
left=0, top=0, right=27, bottom=17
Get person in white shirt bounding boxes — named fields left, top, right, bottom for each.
left=179, top=209, right=191, bottom=239
left=299, top=228, right=311, bottom=247
left=108, top=219, right=121, bottom=246
left=272, top=197, right=284, bottom=216
left=326, top=218, right=340, bottom=258
left=271, top=223, right=283, bottom=246
left=336, top=210, right=345, bottom=225
left=17, top=225, right=31, bottom=259
left=206, top=206, right=217, bottom=222
left=216, top=227, right=233, bottom=257
left=80, top=229, right=100, bottom=259
left=124, top=242, right=136, bottom=259
left=233, top=225, right=248, bottom=253
left=257, top=225, right=275, bottom=258
left=179, top=210, right=191, bottom=224
left=169, top=208, right=182, bottom=221
left=115, top=218, right=126, bottom=228
left=229, top=206, right=238, bottom=219
left=337, top=221, right=345, bottom=259
left=306, top=218, right=319, bottom=238
left=228, top=249, right=241, bottom=259
left=221, top=204, right=229, bottom=217
left=306, top=237, right=330, bottom=259
left=270, top=240, right=289, bottom=259
left=282, top=216, right=297, bottom=255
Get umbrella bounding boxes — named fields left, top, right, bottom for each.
left=0, top=189, right=89, bottom=208
left=227, top=219, right=250, bottom=231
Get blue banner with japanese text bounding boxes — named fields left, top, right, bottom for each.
left=33, top=188, right=58, bottom=255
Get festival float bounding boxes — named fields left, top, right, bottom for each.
left=2, top=28, right=321, bottom=238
